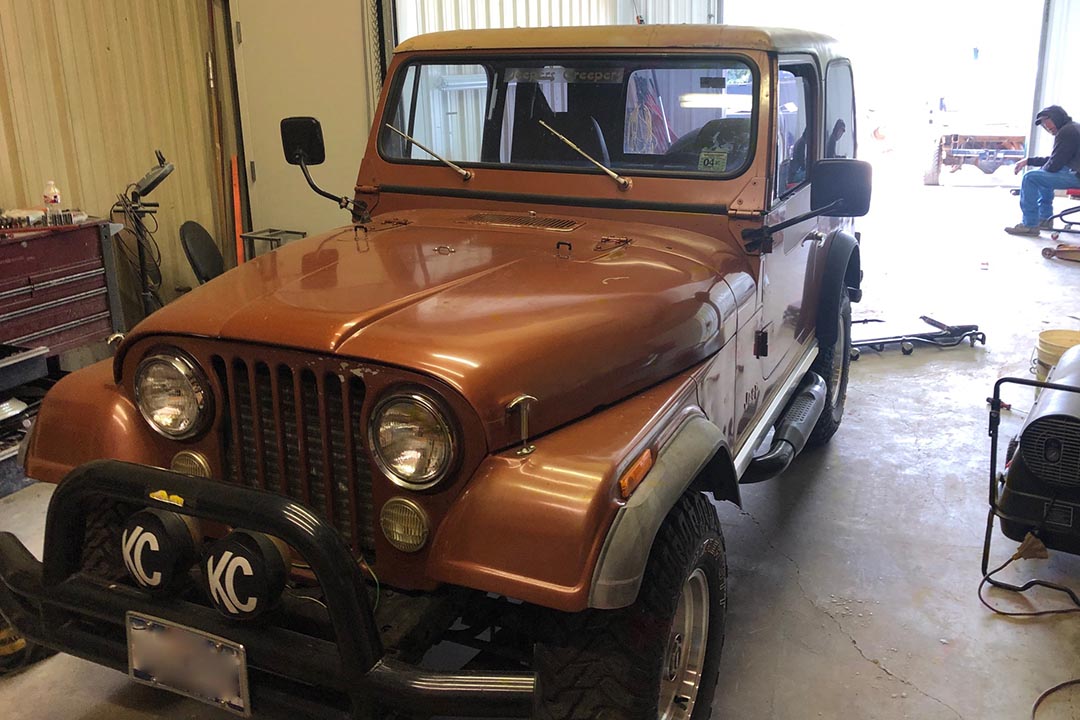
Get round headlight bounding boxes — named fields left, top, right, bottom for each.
left=135, top=352, right=211, bottom=439
left=370, top=392, right=455, bottom=489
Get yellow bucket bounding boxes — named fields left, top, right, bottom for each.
left=1035, top=329, right=1080, bottom=381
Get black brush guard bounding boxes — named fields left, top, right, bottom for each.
left=0, top=460, right=535, bottom=719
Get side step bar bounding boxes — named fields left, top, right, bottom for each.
left=741, top=372, right=827, bottom=484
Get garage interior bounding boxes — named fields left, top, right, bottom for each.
left=1, top=1, right=1079, bottom=719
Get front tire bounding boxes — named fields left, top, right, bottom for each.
left=0, top=617, right=54, bottom=675
left=534, top=492, right=727, bottom=720
left=807, top=290, right=852, bottom=447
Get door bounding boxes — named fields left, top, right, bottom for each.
left=759, top=59, right=818, bottom=382
left=231, top=0, right=381, bottom=239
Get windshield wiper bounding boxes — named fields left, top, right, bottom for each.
left=538, top=120, right=631, bottom=191
left=385, top=124, right=473, bottom=181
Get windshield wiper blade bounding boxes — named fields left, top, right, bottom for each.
left=385, top=124, right=473, bottom=181
left=538, top=120, right=631, bottom=191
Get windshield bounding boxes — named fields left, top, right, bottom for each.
left=379, top=55, right=757, bottom=179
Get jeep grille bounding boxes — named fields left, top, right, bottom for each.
left=465, top=212, right=581, bottom=231
left=212, top=354, right=376, bottom=554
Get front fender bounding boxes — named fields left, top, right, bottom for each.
left=23, top=360, right=164, bottom=483
left=589, top=413, right=727, bottom=609
left=427, top=367, right=707, bottom=612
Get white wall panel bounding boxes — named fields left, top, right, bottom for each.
left=231, top=0, right=381, bottom=237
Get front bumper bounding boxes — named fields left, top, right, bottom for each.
left=0, top=460, right=535, bottom=719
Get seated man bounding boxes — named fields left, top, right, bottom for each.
left=1005, top=105, right=1080, bottom=236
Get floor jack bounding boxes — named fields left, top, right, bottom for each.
left=850, top=315, right=986, bottom=360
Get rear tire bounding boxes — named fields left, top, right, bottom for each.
left=923, top=139, right=942, bottom=185
left=807, top=291, right=852, bottom=447
left=534, top=492, right=726, bottom=720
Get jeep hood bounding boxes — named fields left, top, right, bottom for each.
left=127, top=209, right=749, bottom=449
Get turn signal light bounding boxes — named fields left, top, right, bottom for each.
left=618, top=449, right=654, bottom=499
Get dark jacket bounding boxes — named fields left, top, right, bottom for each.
left=1030, top=105, right=1080, bottom=174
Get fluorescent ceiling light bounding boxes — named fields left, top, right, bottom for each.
left=679, top=93, right=752, bottom=110
left=438, top=73, right=488, bottom=91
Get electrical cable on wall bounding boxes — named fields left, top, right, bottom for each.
left=111, top=189, right=165, bottom=314
left=110, top=151, right=175, bottom=318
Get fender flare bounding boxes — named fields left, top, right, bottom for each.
left=816, top=229, right=861, bottom=346
left=588, top=414, right=734, bottom=609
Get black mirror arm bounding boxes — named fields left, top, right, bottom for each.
left=299, top=156, right=371, bottom=223
left=741, top=199, right=843, bottom=253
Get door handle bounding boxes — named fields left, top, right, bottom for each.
left=801, top=231, right=826, bottom=247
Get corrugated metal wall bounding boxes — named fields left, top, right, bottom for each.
left=395, top=0, right=617, bottom=40
left=0, top=0, right=220, bottom=303
left=619, top=0, right=721, bottom=25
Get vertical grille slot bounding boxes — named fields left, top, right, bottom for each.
left=214, top=353, right=375, bottom=554
left=277, top=366, right=302, bottom=500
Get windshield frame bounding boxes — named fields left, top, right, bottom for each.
left=376, top=51, right=761, bottom=182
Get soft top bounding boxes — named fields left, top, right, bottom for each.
left=396, top=24, right=842, bottom=62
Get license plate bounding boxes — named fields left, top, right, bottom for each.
left=126, top=613, right=251, bottom=717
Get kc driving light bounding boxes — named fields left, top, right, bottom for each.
left=121, top=509, right=199, bottom=593
left=203, top=530, right=287, bottom=620
left=370, top=392, right=455, bottom=489
left=135, top=351, right=211, bottom=439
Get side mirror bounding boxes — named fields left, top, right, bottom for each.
left=811, top=159, right=872, bottom=217
left=280, top=117, right=326, bottom=166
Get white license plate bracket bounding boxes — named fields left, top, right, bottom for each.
left=126, top=612, right=251, bottom=717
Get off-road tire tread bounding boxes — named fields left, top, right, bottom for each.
left=534, top=492, right=725, bottom=720
left=79, top=496, right=133, bottom=581
left=807, top=291, right=852, bottom=447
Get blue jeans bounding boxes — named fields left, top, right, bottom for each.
left=1020, top=167, right=1080, bottom=226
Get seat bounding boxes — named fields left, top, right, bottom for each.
left=546, top=114, right=611, bottom=165
left=180, top=220, right=225, bottom=285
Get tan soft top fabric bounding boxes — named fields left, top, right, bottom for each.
left=396, top=24, right=841, bottom=62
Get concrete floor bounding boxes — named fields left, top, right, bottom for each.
left=2, top=169, right=1080, bottom=718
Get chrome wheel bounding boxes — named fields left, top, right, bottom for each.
left=659, top=568, right=710, bottom=719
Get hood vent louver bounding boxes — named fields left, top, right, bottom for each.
left=465, top=213, right=582, bottom=232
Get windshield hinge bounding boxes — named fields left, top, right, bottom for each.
left=726, top=208, right=758, bottom=220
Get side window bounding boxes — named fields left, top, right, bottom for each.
left=775, top=64, right=815, bottom=197
left=825, top=62, right=855, bottom=159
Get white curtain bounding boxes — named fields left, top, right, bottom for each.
left=1035, top=0, right=1080, bottom=156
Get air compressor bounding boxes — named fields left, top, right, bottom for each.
left=985, top=344, right=1080, bottom=569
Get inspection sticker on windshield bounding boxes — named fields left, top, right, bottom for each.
left=698, top=150, right=728, bottom=172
